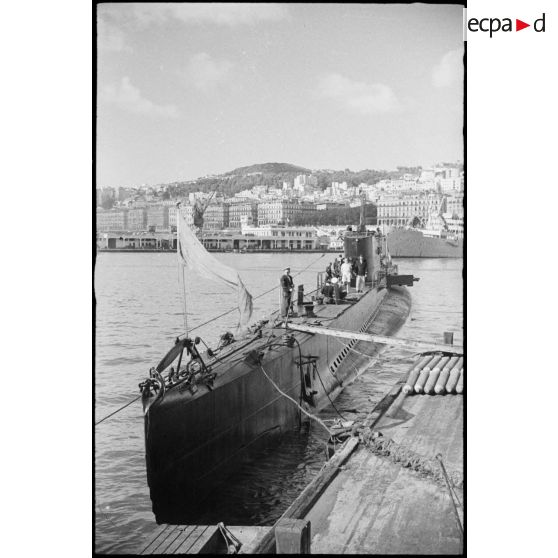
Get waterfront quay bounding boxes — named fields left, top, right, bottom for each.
left=247, top=358, right=464, bottom=554
left=96, top=225, right=341, bottom=252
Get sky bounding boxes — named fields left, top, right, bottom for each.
left=97, top=3, right=464, bottom=187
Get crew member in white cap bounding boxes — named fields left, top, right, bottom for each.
left=280, top=266, right=294, bottom=320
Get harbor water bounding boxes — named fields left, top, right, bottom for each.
left=94, top=252, right=463, bottom=554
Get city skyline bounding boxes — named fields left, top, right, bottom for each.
left=97, top=3, right=464, bottom=188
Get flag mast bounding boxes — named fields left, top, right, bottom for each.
left=177, top=202, right=188, bottom=336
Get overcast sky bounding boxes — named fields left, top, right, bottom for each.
left=97, top=3, right=463, bottom=187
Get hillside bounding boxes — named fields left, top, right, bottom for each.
left=159, top=163, right=420, bottom=200
left=224, top=162, right=310, bottom=176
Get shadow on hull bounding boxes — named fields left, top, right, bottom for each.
left=148, top=287, right=412, bottom=525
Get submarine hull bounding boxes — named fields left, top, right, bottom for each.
left=145, top=285, right=411, bottom=524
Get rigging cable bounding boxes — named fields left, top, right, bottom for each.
left=95, top=395, right=142, bottom=426
left=293, top=338, right=346, bottom=421
left=95, top=253, right=327, bottom=427
left=178, top=252, right=326, bottom=337
left=181, top=266, right=188, bottom=336
left=258, top=364, right=332, bottom=436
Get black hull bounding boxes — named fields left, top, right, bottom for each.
left=144, top=286, right=411, bottom=524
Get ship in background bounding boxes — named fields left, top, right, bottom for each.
left=386, top=199, right=464, bottom=258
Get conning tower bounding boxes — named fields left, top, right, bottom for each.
left=343, top=230, right=383, bottom=284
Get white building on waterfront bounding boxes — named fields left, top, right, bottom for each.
left=199, top=224, right=322, bottom=251
left=377, top=191, right=444, bottom=228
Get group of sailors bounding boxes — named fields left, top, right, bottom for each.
left=322, top=253, right=367, bottom=300
left=279, top=252, right=369, bottom=321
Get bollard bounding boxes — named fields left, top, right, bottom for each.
left=444, top=332, right=454, bottom=345
left=304, top=303, right=316, bottom=318
left=333, top=283, right=341, bottom=304
left=275, top=518, right=311, bottom=554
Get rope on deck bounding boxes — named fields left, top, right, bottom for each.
left=361, top=431, right=463, bottom=490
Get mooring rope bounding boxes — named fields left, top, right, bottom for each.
left=436, top=453, right=464, bottom=536
left=95, top=395, right=142, bottom=426
left=258, top=364, right=332, bottom=436
left=361, top=431, right=464, bottom=489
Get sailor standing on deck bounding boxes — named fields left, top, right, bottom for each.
left=355, top=254, right=367, bottom=293
left=340, top=258, right=353, bottom=294
left=280, top=266, right=294, bottom=321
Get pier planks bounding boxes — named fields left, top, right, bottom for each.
left=248, top=390, right=463, bottom=555
left=305, top=394, right=463, bottom=554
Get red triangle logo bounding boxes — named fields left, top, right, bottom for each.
left=516, top=19, right=530, bottom=31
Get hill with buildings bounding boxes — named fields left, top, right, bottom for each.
left=161, top=164, right=409, bottom=200
left=97, top=160, right=464, bottom=246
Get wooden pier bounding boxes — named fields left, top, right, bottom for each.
left=140, top=524, right=270, bottom=554
left=249, top=353, right=464, bottom=554
left=306, top=395, right=463, bottom=554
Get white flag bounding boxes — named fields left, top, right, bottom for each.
left=177, top=211, right=253, bottom=332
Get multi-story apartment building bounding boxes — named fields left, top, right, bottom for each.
left=377, top=192, right=444, bottom=228
left=203, top=203, right=229, bottom=230
left=228, top=202, right=258, bottom=229
left=257, top=200, right=316, bottom=226
left=439, top=177, right=464, bottom=193
left=96, top=209, right=128, bottom=231
left=445, top=192, right=464, bottom=218
left=127, top=208, right=147, bottom=230
left=147, top=205, right=169, bottom=231
left=168, top=205, right=195, bottom=229
left=377, top=178, right=424, bottom=192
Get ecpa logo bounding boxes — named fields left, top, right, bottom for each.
left=468, top=13, right=546, bottom=38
